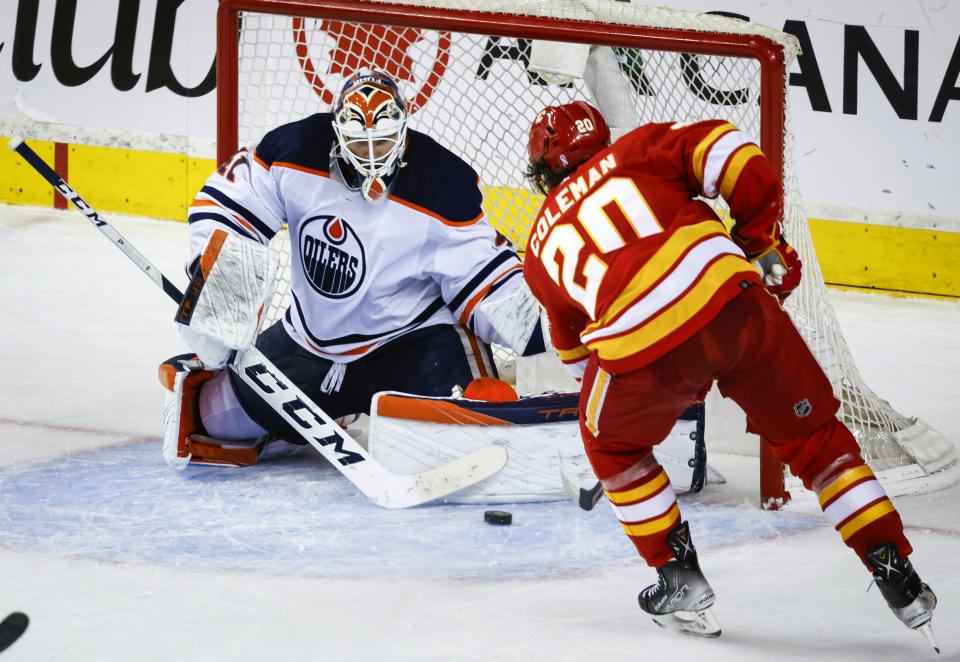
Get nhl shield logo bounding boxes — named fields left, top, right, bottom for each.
left=793, top=398, right=812, bottom=418
left=299, top=215, right=365, bottom=299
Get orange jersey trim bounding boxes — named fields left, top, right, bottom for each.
left=389, top=194, right=484, bottom=227
left=300, top=334, right=376, bottom=358
left=376, top=395, right=511, bottom=425
left=252, top=149, right=270, bottom=171
left=272, top=161, right=332, bottom=178
left=458, top=264, right=523, bottom=325
left=188, top=198, right=267, bottom=244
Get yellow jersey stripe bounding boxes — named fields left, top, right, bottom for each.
left=587, top=254, right=753, bottom=361
left=823, top=479, right=887, bottom=527
left=606, top=469, right=670, bottom=505
left=584, top=367, right=609, bottom=436
left=692, top=122, right=736, bottom=185
left=838, top=500, right=896, bottom=541
left=555, top=344, right=591, bottom=361
left=719, top=144, right=764, bottom=200
left=818, top=465, right=876, bottom=508
left=621, top=504, right=682, bottom=537
left=611, top=483, right=678, bottom=523
left=583, top=220, right=730, bottom=335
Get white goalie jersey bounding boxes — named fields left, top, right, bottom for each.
left=188, top=113, right=528, bottom=360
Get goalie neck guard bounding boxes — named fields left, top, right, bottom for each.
left=332, top=69, right=408, bottom=203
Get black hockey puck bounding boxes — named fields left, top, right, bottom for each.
left=484, top=510, right=512, bottom=525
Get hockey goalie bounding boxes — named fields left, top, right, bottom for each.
left=156, top=66, right=714, bottom=508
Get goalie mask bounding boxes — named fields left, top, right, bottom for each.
left=527, top=101, right=610, bottom=194
left=332, top=69, right=408, bottom=202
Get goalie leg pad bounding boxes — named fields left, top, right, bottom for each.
left=367, top=390, right=710, bottom=504
left=160, top=355, right=267, bottom=469
left=369, top=390, right=584, bottom=503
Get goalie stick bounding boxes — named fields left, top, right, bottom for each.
left=9, top=137, right=507, bottom=509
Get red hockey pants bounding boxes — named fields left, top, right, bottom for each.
left=579, top=285, right=910, bottom=567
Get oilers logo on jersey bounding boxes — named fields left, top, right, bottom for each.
left=300, top=215, right=365, bottom=298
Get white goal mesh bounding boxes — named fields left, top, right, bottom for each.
left=219, top=0, right=958, bottom=503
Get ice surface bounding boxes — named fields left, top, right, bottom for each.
left=0, top=205, right=957, bottom=661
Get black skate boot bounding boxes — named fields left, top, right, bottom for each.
left=865, top=542, right=939, bottom=653
left=638, top=521, right=719, bottom=637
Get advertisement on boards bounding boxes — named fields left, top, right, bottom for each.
left=0, top=0, right=957, bottom=224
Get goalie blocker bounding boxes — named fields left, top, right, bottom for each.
left=367, top=387, right=719, bottom=505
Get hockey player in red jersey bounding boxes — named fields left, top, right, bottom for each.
left=522, top=101, right=938, bottom=645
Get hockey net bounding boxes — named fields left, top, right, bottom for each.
left=217, top=0, right=958, bottom=505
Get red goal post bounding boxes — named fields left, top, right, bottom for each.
left=214, top=0, right=958, bottom=508
left=217, top=0, right=790, bottom=177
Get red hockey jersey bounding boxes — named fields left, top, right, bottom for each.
left=523, top=120, right=782, bottom=376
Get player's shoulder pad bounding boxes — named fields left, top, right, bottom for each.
left=253, top=113, right=336, bottom=173
left=392, top=130, right=483, bottom=224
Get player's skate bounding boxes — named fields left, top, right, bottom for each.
left=865, top=542, right=939, bottom=653
left=638, top=521, right=720, bottom=638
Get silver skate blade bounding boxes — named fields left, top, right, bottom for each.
left=651, top=607, right=721, bottom=638
left=918, top=622, right=940, bottom=654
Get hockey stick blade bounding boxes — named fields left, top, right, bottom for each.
left=0, top=612, right=29, bottom=653
left=557, top=452, right=604, bottom=511
left=234, top=348, right=508, bottom=508
left=10, top=138, right=508, bottom=509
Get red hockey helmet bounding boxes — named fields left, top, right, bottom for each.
left=527, top=101, right=611, bottom=176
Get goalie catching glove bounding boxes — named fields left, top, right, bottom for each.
left=175, top=229, right=281, bottom=368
